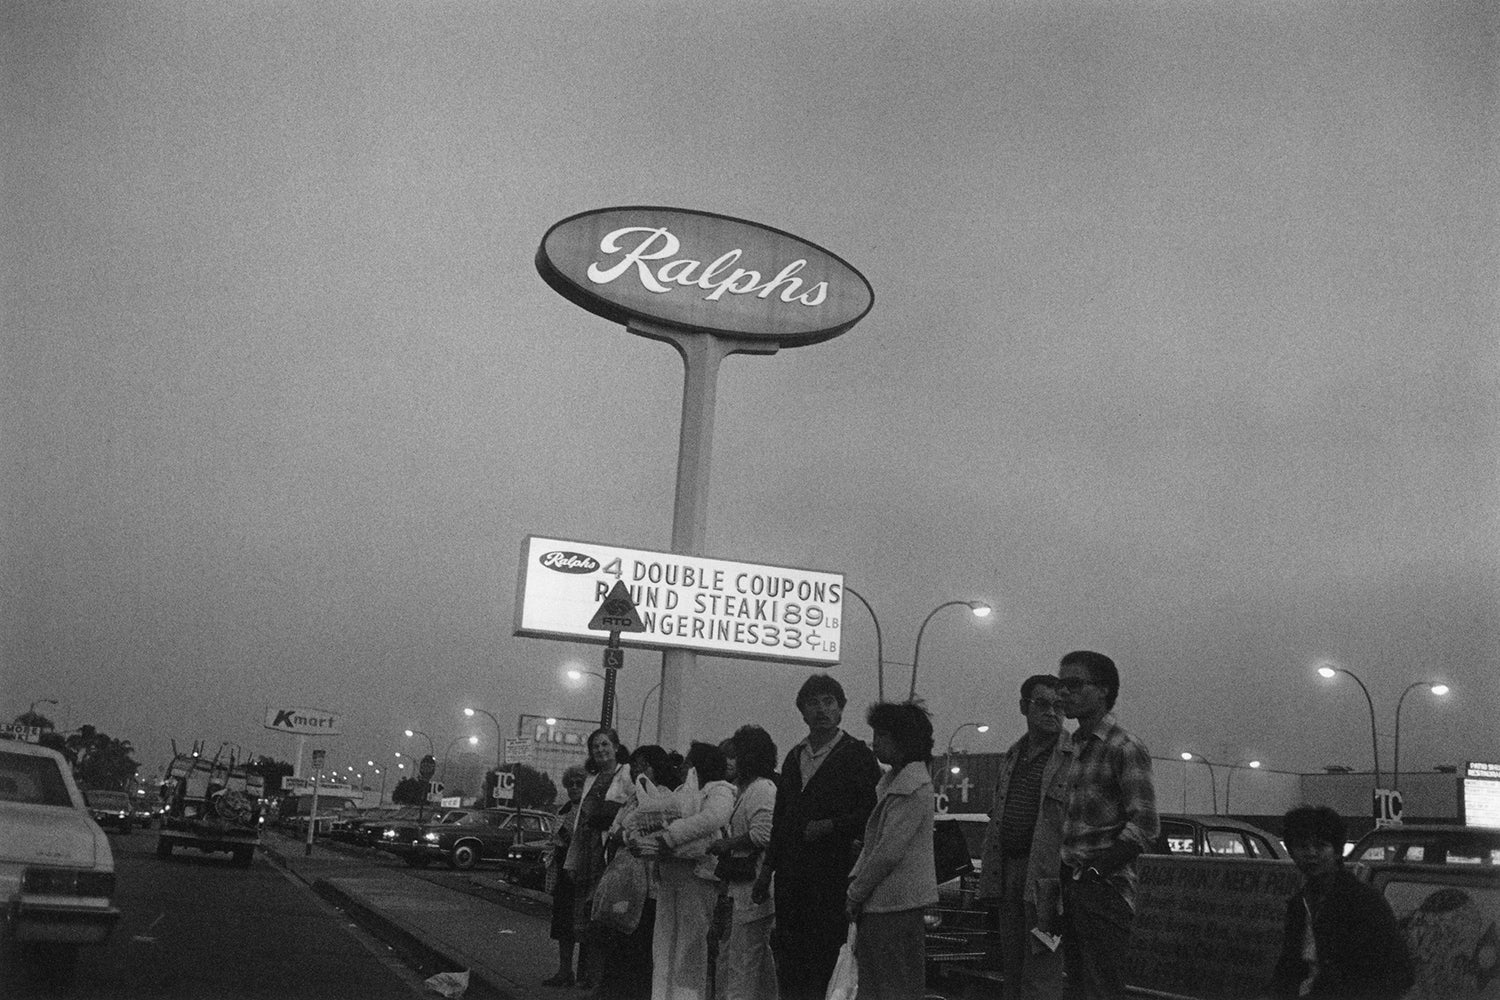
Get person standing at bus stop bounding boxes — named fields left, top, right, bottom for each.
left=754, top=674, right=880, bottom=1000
left=978, top=674, right=1073, bottom=1000
left=1056, top=650, right=1158, bottom=1000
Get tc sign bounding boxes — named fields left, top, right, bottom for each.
left=494, top=771, right=515, bottom=802
left=263, top=706, right=341, bottom=736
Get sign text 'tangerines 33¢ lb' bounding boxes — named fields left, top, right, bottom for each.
left=535, top=207, right=873, bottom=345
left=514, top=535, right=845, bottom=666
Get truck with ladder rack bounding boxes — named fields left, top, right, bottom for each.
left=155, top=742, right=262, bottom=866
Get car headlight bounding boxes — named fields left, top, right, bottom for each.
left=23, top=867, right=116, bottom=898
left=423, top=832, right=439, bottom=842
left=382, top=829, right=395, bottom=839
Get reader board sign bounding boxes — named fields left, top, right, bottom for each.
left=514, top=535, right=844, bottom=666
left=0, top=723, right=41, bottom=742
left=263, top=705, right=341, bottom=736
left=1463, top=761, right=1500, bottom=829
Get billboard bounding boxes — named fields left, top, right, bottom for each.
left=263, top=706, right=341, bottom=736
left=514, top=535, right=845, bottom=666
left=1462, top=761, right=1500, bottom=828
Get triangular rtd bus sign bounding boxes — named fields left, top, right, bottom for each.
left=587, top=580, right=647, bottom=633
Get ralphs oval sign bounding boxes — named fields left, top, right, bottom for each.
left=536, top=206, right=873, bottom=346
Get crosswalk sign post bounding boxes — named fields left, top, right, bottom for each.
left=588, top=581, right=646, bottom=731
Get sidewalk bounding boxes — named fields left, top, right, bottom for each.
left=260, top=831, right=560, bottom=999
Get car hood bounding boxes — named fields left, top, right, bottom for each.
left=1, top=803, right=109, bottom=869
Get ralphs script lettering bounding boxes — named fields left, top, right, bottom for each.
left=540, top=551, right=600, bottom=574
left=586, top=227, right=828, bottom=306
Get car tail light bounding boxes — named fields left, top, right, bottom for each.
left=23, top=867, right=115, bottom=898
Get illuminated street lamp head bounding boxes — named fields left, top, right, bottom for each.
left=1317, top=665, right=1337, bottom=679
left=1431, top=684, right=1450, bottom=696
left=976, top=725, right=990, bottom=734
left=567, top=669, right=584, bottom=682
left=1248, top=760, right=1261, bottom=769
left=968, top=602, right=993, bottom=617
left=463, top=708, right=476, bottom=718
left=1180, top=751, right=1194, bottom=761
left=467, top=735, right=479, bottom=747
left=546, top=717, right=557, bottom=726
left=950, top=765, right=960, bottom=774
left=405, top=729, right=416, bottom=737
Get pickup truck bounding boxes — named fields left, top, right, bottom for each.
left=156, top=749, right=263, bottom=867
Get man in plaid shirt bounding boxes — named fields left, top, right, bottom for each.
left=1055, top=650, right=1159, bottom=999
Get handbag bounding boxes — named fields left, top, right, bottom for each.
left=713, top=850, right=760, bottom=883
left=712, top=788, right=761, bottom=882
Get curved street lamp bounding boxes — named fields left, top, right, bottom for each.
left=1393, top=681, right=1449, bottom=793
left=1223, top=759, right=1261, bottom=814
left=636, top=682, right=663, bottom=749
left=1180, top=751, right=1219, bottom=815
left=1316, top=663, right=1381, bottom=789
left=464, top=707, right=504, bottom=803
left=404, top=728, right=435, bottom=756
left=438, top=735, right=480, bottom=784
left=944, top=722, right=990, bottom=775
left=841, top=585, right=886, bottom=701
left=910, top=600, right=993, bottom=699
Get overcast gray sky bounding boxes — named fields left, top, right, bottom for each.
left=5, top=1, right=1496, bottom=789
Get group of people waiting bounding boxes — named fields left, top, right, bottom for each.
left=539, top=647, right=1415, bottom=1000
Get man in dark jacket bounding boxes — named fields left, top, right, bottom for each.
left=1270, top=805, right=1414, bottom=999
left=753, top=674, right=881, bottom=1000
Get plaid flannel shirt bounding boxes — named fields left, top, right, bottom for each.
left=1059, top=712, right=1159, bottom=908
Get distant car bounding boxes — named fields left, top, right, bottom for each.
left=376, top=808, right=472, bottom=864
left=1349, top=823, right=1500, bottom=869
left=1150, top=814, right=1289, bottom=860
left=1, top=741, right=122, bottom=982
left=129, top=795, right=156, bottom=830
left=83, top=789, right=133, bottom=834
left=415, top=808, right=559, bottom=870
left=498, top=840, right=550, bottom=891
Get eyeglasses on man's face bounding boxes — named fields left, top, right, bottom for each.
left=1025, top=697, right=1065, bottom=714
left=1055, top=677, right=1097, bottom=691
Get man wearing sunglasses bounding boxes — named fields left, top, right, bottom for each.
left=1055, top=650, right=1159, bottom=1000
left=977, top=674, right=1073, bottom=1000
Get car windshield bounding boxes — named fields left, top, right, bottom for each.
left=0, top=750, right=74, bottom=807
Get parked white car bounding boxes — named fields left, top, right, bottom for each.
left=0, top=740, right=121, bottom=981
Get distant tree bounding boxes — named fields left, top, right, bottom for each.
left=392, top=776, right=425, bottom=806
left=246, top=756, right=294, bottom=794
left=65, top=725, right=140, bottom=790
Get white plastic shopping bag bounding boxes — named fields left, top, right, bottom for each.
left=825, top=924, right=857, bottom=1000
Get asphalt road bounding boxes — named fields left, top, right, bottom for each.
left=8, top=827, right=434, bottom=1000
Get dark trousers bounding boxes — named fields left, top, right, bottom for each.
left=595, top=897, right=656, bottom=1000
left=1058, top=876, right=1133, bottom=1000
left=773, top=905, right=846, bottom=1000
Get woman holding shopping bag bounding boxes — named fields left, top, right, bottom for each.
left=845, top=702, right=938, bottom=1000
left=630, top=740, right=735, bottom=1000
left=706, top=726, right=779, bottom=1000
left=564, top=727, right=631, bottom=989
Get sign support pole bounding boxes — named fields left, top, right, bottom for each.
left=629, top=321, right=777, bottom=750
left=602, top=635, right=622, bottom=731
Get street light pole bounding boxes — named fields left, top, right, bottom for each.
left=1223, top=759, right=1261, bottom=815
left=1180, top=752, right=1219, bottom=815
left=1316, top=664, right=1381, bottom=789
left=636, top=682, right=663, bottom=748
left=464, top=708, right=504, bottom=805
left=1393, top=681, right=1450, bottom=793
left=943, top=722, right=990, bottom=779
left=842, top=585, right=886, bottom=702
left=910, top=600, right=993, bottom=699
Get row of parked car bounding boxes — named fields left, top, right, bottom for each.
left=321, top=803, right=560, bottom=886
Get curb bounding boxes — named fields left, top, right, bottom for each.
left=260, top=839, right=513, bottom=1000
